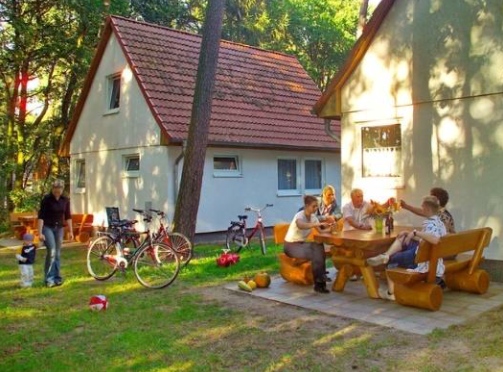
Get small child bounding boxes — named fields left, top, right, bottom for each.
left=16, top=233, right=37, bottom=288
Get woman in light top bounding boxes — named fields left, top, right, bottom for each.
left=284, top=195, right=333, bottom=294
left=317, top=185, right=342, bottom=224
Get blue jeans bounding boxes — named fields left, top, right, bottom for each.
left=388, top=240, right=419, bottom=269
left=43, top=226, right=64, bottom=284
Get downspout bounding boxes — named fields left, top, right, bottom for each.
left=324, top=118, right=341, bottom=144
left=174, top=140, right=187, bottom=202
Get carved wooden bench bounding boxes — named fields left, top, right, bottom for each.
left=386, top=227, right=493, bottom=311
left=65, top=214, right=94, bottom=243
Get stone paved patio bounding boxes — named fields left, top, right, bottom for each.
left=225, top=267, right=503, bottom=335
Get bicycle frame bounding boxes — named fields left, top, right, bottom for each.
left=148, top=208, right=193, bottom=266
left=226, top=204, right=272, bottom=254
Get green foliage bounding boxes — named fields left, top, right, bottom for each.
left=9, top=189, right=42, bottom=212
left=0, top=0, right=131, bottom=217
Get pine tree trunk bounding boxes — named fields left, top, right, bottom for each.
left=173, top=0, right=225, bottom=241
left=357, top=0, right=369, bottom=38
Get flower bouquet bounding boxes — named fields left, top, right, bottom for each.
left=367, top=198, right=400, bottom=232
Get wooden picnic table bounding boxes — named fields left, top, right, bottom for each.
left=18, top=215, right=38, bottom=230
left=314, top=226, right=413, bottom=299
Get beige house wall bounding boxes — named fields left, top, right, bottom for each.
left=338, top=0, right=503, bottom=259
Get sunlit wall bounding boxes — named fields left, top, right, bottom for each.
left=337, top=0, right=503, bottom=259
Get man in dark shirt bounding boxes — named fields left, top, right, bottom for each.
left=37, top=179, right=73, bottom=287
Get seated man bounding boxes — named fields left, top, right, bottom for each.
left=367, top=195, right=447, bottom=300
left=341, top=188, right=372, bottom=281
left=342, top=188, right=372, bottom=231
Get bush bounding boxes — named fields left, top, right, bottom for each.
left=9, top=189, right=42, bottom=212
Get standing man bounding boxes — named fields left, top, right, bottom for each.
left=38, top=179, right=73, bottom=287
left=342, top=188, right=372, bottom=231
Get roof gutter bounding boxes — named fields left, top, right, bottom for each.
left=324, top=118, right=341, bottom=144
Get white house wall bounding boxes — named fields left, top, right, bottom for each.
left=70, top=34, right=161, bottom=155
left=195, top=148, right=341, bottom=233
left=70, top=33, right=167, bottom=226
left=338, top=0, right=503, bottom=259
left=71, top=144, right=340, bottom=233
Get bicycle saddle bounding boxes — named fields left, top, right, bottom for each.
left=238, top=215, right=248, bottom=220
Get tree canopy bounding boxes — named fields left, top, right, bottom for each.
left=0, top=0, right=366, bottom=225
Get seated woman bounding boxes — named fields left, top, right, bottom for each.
left=366, top=195, right=447, bottom=300
left=401, top=187, right=455, bottom=234
left=284, top=195, right=333, bottom=294
left=316, top=185, right=342, bottom=225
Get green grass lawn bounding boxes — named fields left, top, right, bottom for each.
left=1, top=241, right=503, bottom=371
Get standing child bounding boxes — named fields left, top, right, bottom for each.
left=16, top=233, right=37, bottom=288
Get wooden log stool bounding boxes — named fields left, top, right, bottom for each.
left=278, top=253, right=314, bottom=285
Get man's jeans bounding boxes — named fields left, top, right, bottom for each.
left=43, top=226, right=64, bottom=285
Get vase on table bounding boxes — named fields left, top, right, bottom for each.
left=374, top=216, right=384, bottom=233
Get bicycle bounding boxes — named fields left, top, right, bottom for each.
left=225, top=204, right=273, bottom=255
left=149, top=208, right=193, bottom=267
left=86, top=209, right=180, bottom=289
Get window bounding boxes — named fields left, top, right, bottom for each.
left=213, top=155, right=241, bottom=177
left=76, top=160, right=86, bottom=189
left=304, top=159, right=322, bottom=191
left=123, top=154, right=140, bottom=178
left=107, top=74, right=121, bottom=111
left=278, top=158, right=299, bottom=194
left=278, top=158, right=324, bottom=196
left=361, top=124, right=402, bottom=178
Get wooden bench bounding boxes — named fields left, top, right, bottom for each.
left=276, top=221, right=342, bottom=286
left=66, top=214, right=94, bottom=243
left=386, top=227, right=493, bottom=311
left=9, top=211, right=38, bottom=239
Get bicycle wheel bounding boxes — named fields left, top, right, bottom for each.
left=87, top=235, right=119, bottom=280
left=258, top=227, right=267, bottom=255
left=133, top=242, right=180, bottom=289
left=165, top=232, right=193, bottom=267
left=225, top=225, right=246, bottom=252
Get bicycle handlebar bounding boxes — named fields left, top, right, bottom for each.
left=132, top=208, right=152, bottom=222
left=244, top=204, right=273, bottom=213
left=110, top=219, right=138, bottom=229
left=149, top=208, right=166, bottom=218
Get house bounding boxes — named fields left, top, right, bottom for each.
left=313, top=0, right=503, bottom=267
left=60, top=16, right=341, bottom=233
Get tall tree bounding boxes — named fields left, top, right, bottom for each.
left=173, top=0, right=225, bottom=241
left=274, top=0, right=359, bottom=90
left=357, top=0, right=369, bottom=37
left=129, top=0, right=204, bottom=32
left=0, top=0, right=130, bottom=213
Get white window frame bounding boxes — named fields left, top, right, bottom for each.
left=213, top=155, right=242, bottom=178
left=122, top=154, right=140, bottom=178
left=105, top=73, right=121, bottom=114
left=277, top=157, right=324, bottom=196
left=74, top=159, right=86, bottom=193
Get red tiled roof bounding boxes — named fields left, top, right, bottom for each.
left=61, top=16, right=340, bottom=155
left=313, top=0, right=396, bottom=118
